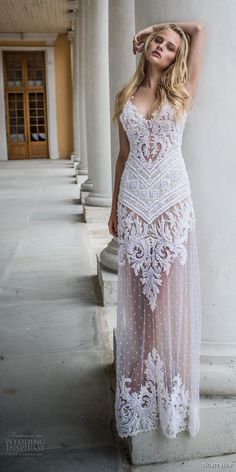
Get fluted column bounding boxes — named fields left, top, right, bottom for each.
left=83, top=0, right=112, bottom=207
left=100, top=0, right=136, bottom=270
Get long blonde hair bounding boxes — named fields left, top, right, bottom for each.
left=112, top=23, right=192, bottom=124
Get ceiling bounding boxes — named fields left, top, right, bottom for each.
left=0, top=0, right=78, bottom=34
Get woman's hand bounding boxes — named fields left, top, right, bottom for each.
left=108, top=206, right=118, bottom=238
left=132, top=25, right=154, bottom=54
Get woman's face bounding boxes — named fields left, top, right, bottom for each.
left=146, top=29, right=181, bottom=69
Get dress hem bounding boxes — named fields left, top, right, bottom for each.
left=117, top=423, right=200, bottom=440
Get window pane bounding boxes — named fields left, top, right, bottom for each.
left=28, top=92, right=47, bottom=141
left=8, top=93, right=25, bottom=141
left=26, top=52, right=45, bottom=87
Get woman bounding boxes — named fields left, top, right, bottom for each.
left=108, top=21, right=205, bottom=439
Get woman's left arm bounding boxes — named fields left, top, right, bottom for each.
left=178, top=23, right=206, bottom=99
left=153, top=21, right=204, bottom=36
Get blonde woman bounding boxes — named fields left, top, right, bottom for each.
left=108, top=22, right=205, bottom=439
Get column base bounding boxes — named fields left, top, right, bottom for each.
left=83, top=206, right=111, bottom=223
left=126, top=396, right=236, bottom=466
left=76, top=167, right=88, bottom=176
left=97, top=253, right=117, bottom=305
left=80, top=179, right=93, bottom=204
left=76, top=174, right=88, bottom=196
left=71, top=152, right=80, bottom=163
left=80, top=178, right=93, bottom=192
left=73, top=162, right=80, bottom=172
left=100, top=237, right=118, bottom=272
left=84, top=192, right=112, bottom=207
left=200, top=341, right=236, bottom=395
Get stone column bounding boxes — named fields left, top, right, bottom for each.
left=76, top=0, right=88, bottom=176
left=83, top=0, right=112, bottom=209
left=0, top=51, right=8, bottom=160
left=70, top=17, right=80, bottom=164
left=45, top=48, right=59, bottom=159
left=67, top=32, right=75, bottom=167
left=100, top=0, right=136, bottom=271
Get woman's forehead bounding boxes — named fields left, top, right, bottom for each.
left=154, top=29, right=180, bottom=46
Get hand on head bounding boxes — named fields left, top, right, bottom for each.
left=132, top=26, right=154, bottom=54
left=132, top=34, right=145, bottom=55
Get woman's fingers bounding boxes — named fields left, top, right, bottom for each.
left=133, top=44, right=144, bottom=54
left=108, top=218, right=118, bottom=237
left=111, top=226, right=118, bottom=237
left=132, top=36, right=137, bottom=54
left=133, top=35, right=140, bottom=47
left=133, top=34, right=145, bottom=54
left=134, top=32, right=141, bottom=42
left=113, top=219, right=117, bottom=236
left=138, top=43, right=144, bottom=52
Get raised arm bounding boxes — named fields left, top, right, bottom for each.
left=133, top=21, right=206, bottom=99
left=185, top=24, right=205, bottom=99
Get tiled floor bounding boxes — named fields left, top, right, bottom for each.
left=0, top=159, right=123, bottom=471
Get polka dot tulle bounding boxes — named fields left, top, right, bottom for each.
left=115, top=98, right=201, bottom=439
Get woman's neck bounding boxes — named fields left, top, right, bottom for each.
left=142, top=65, right=162, bottom=92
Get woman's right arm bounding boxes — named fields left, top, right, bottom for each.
left=108, top=120, right=130, bottom=237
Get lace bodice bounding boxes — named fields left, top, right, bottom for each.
left=118, top=98, right=191, bottom=225
left=121, top=98, right=188, bottom=161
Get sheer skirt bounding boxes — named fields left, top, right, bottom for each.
left=115, top=197, right=201, bottom=439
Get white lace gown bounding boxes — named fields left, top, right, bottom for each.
left=115, top=96, right=201, bottom=439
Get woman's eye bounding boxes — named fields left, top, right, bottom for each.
left=155, top=38, right=174, bottom=51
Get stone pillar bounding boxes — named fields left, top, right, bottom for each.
left=100, top=0, right=136, bottom=271
left=67, top=31, right=75, bottom=164
left=83, top=0, right=112, bottom=209
left=0, top=51, right=8, bottom=160
left=45, top=48, right=59, bottom=159
left=76, top=0, right=88, bottom=176
left=71, top=14, right=80, bottom=164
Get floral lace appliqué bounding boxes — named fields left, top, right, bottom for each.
left=117, top=197, right=196, bottom=311
left=115, top=347, right=194, bottom=439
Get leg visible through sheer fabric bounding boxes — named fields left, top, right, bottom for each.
left=115, top=204, right=201, bottom=438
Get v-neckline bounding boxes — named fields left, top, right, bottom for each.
left=128, top=94, right=188, bottom=122
left=129, top=95, right=159, bottom=122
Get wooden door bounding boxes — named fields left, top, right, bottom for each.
left=3, top=51, right=49, bottom=159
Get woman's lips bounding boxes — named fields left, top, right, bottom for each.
left=152, top=51, right=161, bottom=58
